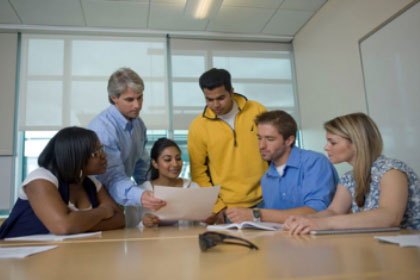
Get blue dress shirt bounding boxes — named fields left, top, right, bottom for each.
left=261, top=147, right=338, bottom=211
left=88, top=105, right=149, bottom=206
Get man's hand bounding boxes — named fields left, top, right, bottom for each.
left=203, top=208, right=226, bottom=224
left=225, top=207, right=253, bottom=223
left=142, top=213, right=160, bottom=227
left=141, top=190, right=166, bottom=211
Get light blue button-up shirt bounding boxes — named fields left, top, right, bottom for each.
left=87, top=105, right=149, bottom=206
left=261, top=147, right=338, bottom=211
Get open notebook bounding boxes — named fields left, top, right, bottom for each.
left=207, top=222, right=282, bottom=231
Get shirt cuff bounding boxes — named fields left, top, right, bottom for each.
left=305, top=200, right=328, bottom=212
left=126, top=186, right=145, bottom=207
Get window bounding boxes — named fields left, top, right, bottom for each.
left=170, top=39, right=298, bottom=131
left=19, top=34, right=168, bottom=131
left=15, top=34, right=298, bottom=202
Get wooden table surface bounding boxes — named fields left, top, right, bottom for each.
left=1, top=226, right=420, bottom=280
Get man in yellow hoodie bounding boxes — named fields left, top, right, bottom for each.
left=188, top=68, right=268, bottom=224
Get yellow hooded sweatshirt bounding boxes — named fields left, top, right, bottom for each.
left=188, top=93, right=268, bottom=213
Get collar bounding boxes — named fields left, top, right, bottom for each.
left=202, top=93, right=248, bottom=120
left=109, top=105, right=137, bottom=131
left=266, top=146, right=301, bottom=177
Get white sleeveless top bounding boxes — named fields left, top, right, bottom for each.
left=19, top=167, right=102, bottom=211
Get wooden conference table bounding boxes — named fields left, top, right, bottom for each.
left=1, top=225, right=420, bottom=280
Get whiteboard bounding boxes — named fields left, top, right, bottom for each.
left=360, top=2, right=420, bottom=174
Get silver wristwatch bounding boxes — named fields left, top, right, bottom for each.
left=252, top=208, right=261, bottom=223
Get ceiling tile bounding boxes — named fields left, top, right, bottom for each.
left=10, top=0, right=85, bottom=26
left=207, top=6, right=275, bottom=33
left=222, top=0, right=283, bottom=9
left=149, top=3, right=208, bottom=31
left=0, top=0, right=20, bottom=24
left=280, top=0, right=326, bottom=11
left=263, top=9, right=313, bottom=36
left=82, top=0, right=149, bottom=28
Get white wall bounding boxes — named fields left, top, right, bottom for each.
left=0, top=32, right=18, bottom=210
left=0, top=32, right=18, bottom=155
left=293, top=0, right=413, bottom=174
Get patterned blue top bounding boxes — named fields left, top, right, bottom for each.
left=340, top=155, right=420, bottom=230
left=88, top=105, right=149, bottom=207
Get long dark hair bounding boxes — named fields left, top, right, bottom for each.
left=148, top=138, right=181, bottom=180
left=38, top=127, right=98, bottom=184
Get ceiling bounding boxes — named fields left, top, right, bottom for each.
left=0, top=0, right=327, bottom=42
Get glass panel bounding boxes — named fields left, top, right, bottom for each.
left=172, top=82, right=203, bottom=106
left=70, top=81, right=109, bottom=126
left=214, top=55, right=292, bottom=80
left=141, top=80, right=169, bottom=129
left=72, top=40, right=166, bottom=77
left=234, top=83, right=295, bottom=108
left=172, top=55, right=205, bottom=77
left=25, top=81, right=63, bottom=127
left=172, top=82, right=204, bottom=130
left=23, top=131, right=57, bottom=177
left=27, top=39, right=64, bottom=76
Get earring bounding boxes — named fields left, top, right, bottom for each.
left=79, top=170, right=83, bottom=178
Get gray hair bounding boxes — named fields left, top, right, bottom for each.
left=107, top=68, right=144, bottom=104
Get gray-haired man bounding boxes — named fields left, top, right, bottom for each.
left=88, top=68, right=165, bottom=226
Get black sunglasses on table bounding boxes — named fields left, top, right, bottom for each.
left=199, top=231, right=259, bottom=252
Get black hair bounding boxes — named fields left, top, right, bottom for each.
left=199, top=68, right=232, bottom=92
left=148, top=138, right=181, bottom=181
left=38, top=127, right=98, bottom=184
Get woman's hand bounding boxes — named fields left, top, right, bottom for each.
left=284, top=215, right=323, bottom=235
left=142, top=213, right=160, bottom=227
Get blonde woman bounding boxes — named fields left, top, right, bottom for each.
left=284, top=113, right=420, bottom=234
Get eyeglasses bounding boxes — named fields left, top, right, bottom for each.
left=199, top=231, right=259, bottom=252
left=90, top=145, right=105, bottom=158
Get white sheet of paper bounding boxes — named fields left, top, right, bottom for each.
left=5, top=231, right=102, bottom=242
left=153, top=185, right=220, bottom=221
left=375, top=234, right=420, bottom=247
left=0, top=245, right=58, bottom=258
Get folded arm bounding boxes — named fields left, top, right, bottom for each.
left=87, top=187, right=125, bottom=231
left=26, top=180, right=118, bottom=235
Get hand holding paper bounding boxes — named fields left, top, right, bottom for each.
left=153, top=185, right=220, bottom=221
